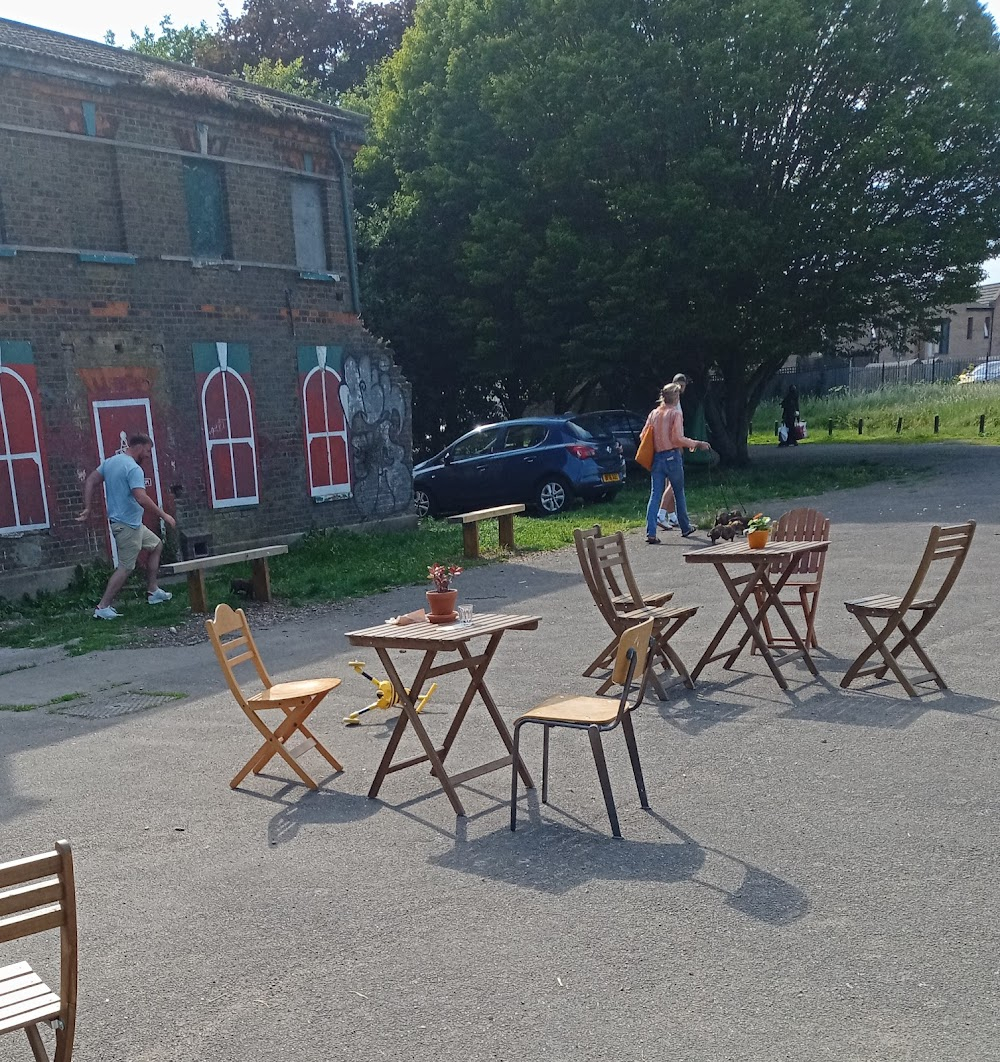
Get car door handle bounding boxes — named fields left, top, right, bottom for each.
left=476, top=465, right=488, bottom=472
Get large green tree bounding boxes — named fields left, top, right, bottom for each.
left=356, top=0, right=1000, bottom=463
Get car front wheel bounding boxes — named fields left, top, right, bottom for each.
left=535, top=476, right=570, bottom=515
left=414, top=487, right=435, bottom=518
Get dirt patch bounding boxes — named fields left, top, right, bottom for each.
left=122, top=598, right=353, bottom=649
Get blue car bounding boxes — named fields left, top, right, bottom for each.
left=413, top=417, right=626, bottom=517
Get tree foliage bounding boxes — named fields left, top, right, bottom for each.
left=216, top=0, right=416, bottom=99
left=110, top=1, right=415, bottom=102
left=355, top=0, right=1000, bottom=463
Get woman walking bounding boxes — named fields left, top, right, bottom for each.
left=779, top=385, right=799, bottom=447
left=644, top=383, right=712, bottom=544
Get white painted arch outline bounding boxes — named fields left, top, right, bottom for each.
left=201, top=365, right=259, bottom=509
left=302, top=363, right=351, bottom=499
left=0, top=365, right=49, bottom=533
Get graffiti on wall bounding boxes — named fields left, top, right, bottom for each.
left=339, top=351, right=409, bottom=518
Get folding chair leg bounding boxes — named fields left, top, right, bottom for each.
left=510, top=722, right=524, bottom=832
left=541, top=724, right=551, bottom=804
left=621, top=713, right=649, bottom=809
left=292, top=718, right=344, bottom=772
left=801, top=588, right=819, bottom=649
left=842, top=613, right=920, bottom=697
left=588, top=726, right=620, bottom=838
left=25, top=1025, right=49, bottom=1062
left=583, top=637, right=618, bottom=677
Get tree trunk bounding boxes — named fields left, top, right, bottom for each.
left=704, top=384, right=751, bottom=467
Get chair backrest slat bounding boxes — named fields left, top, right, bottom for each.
left=612, top=619, right=653, bottom=688
left=0, top=852, right=61, bottom=890
left=205, top=604, right=273, bottom=707
left=0, top=880, right=62, bottom=919
left=573, top=525, right=603, bottom=608
left=770, top=507, right=830, bottom=577
left=589, top=532, right=645, bottom=611
left=0, top=844, right=74, bottom=981
left=899, top=520, right=976, bottom=612
left=0, top=905, right=63, bottom=944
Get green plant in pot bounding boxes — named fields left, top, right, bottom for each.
left=745, top=513, right=772, bottom=549
left=426, top=563, right=462, bottom=623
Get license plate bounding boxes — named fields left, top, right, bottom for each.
left=601, top=473, right=620, bottom=483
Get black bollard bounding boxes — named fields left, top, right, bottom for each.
left=858, top=418, right=863, bottom=435
left=980, top=414, right=986, bottom=436
left=933, top=415, right=940, bottom=434
left=896, top=417, right=902, bottom=434
left=828, top=418, right=833, bottom=437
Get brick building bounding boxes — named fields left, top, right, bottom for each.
left=0, top=18, right=413, bottom=594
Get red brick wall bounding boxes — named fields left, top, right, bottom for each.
left=0, top=62, right=412, bottom=589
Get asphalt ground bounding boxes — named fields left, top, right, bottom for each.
left=1, top=442, right=997, bottom=1062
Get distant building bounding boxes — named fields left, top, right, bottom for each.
left=0, top=18, right=412, bottom=593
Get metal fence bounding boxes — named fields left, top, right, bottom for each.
left=759, top=357, right=973, bottom=400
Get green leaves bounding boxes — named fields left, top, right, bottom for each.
left=356, top=0, right=1000, bottom=461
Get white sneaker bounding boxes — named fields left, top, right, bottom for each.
left=147, top=588, right=172, bottom=605
left=666, top=514, right=680, bottom=528
left=93, top=606, right=122, bottom=620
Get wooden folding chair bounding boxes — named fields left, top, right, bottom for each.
left=586, top=531, right=697, bottom=700
left=205, top=604, right=344, bottom=789
left=841, top=520, right=976, bottom=698
left=573, top=526, right=672, bottom=678
left=755, top=507, right=830, bottom=650
left=511, top=620, right=654, bottom=837
left=0, top=840, right=77, bottom=1062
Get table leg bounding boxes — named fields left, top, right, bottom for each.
left=448, top=637, right=534, bottom=788
left=713, top=564, right=790, bottom=688
left=751, top=565, right=819, bottom=676
left=462, top=522, right=480, bottom=559
left=690, top=569, right=762, bottom=681
left=498, top=513, right=516, bottom=551
left=368, top=648, right=467, bottom=816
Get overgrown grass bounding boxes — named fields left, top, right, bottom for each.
left=749, top=381, right=1000, bottom=445
left=0, top=458, right=915, bottom=655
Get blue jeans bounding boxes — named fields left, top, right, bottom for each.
left=646, top=450, right=691, bottom=537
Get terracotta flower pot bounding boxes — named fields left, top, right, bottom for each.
left=747, top=529, right=770, bottom=549
left=426, top=588, right=458, bottom=623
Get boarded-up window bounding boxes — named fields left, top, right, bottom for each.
left=194, top=343, right=259, bottom=508
left=291, top=180, right=327, bottom=273
left=184, top=159, right=231, bottom=259
left=298, top=345, right=350, bottom=499
left=0, top=341, right=49, bottom=532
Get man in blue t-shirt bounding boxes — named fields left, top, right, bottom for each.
left=77, top=433, right=177, bottom=620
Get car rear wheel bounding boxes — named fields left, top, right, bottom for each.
left=535, top=476, right=570, bottom=515
left=414, top=487, right=436, bottom=518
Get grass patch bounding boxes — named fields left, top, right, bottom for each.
left=749, top=381, right=1000, bottom=445
left=45, top=692, right=85, bottom=705
left=0, top=458, right=916, bottom=654
left=0, top=703, right=36, bottom=712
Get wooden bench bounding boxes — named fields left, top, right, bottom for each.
left=161, top=544, right=288, bottom=613
left=448, top=504, right=525, bottom=559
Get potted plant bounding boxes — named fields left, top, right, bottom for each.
left=426, top=563, right=462, bottom=622
left=745, top=513, right=772, bottom=549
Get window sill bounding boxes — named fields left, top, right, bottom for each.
left=78, top=252, right=137, bottom=265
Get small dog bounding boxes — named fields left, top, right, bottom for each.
left=709, top=509, right=748, bottom=543
left=230, top=578, right=255, bottom=600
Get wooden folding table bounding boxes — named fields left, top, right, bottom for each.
left=345, top=612, right=540, bottom=815
left=684, top=539, right=830, bottom=690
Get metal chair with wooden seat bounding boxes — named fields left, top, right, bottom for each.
left=205, top=604, right=344, bottom=789
left=510, top=620, right=655, bottom=838
left=573, top=525, right=673, bottom=678
left=586, top=531, right=697, bottom=700
left=755, top=507, right=830, bottom=651
left=0, top=840, right=77, bottom=1062
left=841, top=520, right=976, bottom=698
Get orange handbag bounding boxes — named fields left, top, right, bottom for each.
left=635, top=426, right=654, bottom=471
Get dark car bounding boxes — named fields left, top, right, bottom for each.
left=413, top=417, right=626, bottom=517
left=570, top=409, right=647, bottom=465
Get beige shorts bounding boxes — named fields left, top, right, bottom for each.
left=111, top=523, right=161, bottom=571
